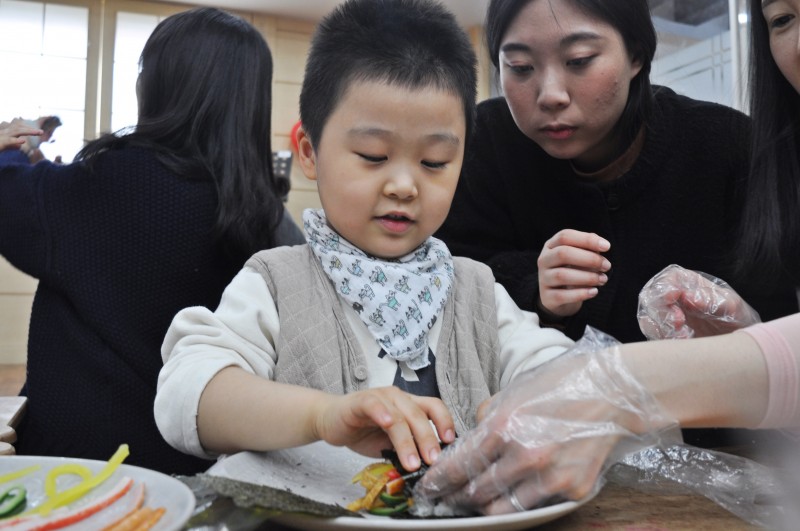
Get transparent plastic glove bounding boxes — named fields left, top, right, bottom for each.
left=638, top=264, right=760, bottom=340
left=413, top=327, right=680, bottom=517
left=607, top=445, right=784, bottom=528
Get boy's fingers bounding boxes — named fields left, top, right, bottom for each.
left=382, top=416, right=421, bottom=471
left=391, top=396, right=443, bottom=466
left=414, top=396, right=455, bottom=445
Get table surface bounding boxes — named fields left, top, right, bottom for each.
left=182, top=472, right=765, bottom=531
left=0, top=366, right=768, bottom=530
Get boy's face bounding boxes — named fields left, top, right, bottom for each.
left=298, top=79, right=466, bottom=260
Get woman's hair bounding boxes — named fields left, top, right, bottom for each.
left=485, top=0, right=656, bottom=142
left=733, top=1, right=800, bottom=285
left=78, top=7, right=286, bottom=258
left=299, top=0, right=477, bottom=148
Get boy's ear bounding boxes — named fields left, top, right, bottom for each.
left=295, top=126, right=318, bottom=181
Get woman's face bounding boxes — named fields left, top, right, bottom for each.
left=499, top=0, right=642, bottom=171
left=763, top=0, right=800, bottom=95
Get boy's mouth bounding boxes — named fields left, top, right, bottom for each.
left=377, top=213, right=414, bottom=232
left=379, top=213, right=412, bottom=222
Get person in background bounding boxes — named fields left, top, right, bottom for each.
left=0, top=120, right=42, bottom=152
left=0, top=116, right=60, bottom=164
left=154, top=0, right=574, bottom=472
left=0, top=7, right=303, bottom=474
left=435, top=0, right=798, bottom=346
left=416, top=0, right=800, bottom=515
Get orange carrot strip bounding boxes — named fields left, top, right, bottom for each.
left=100, top=483, right=145, bottom=531
left=103, top=507, right=153, bottom=531
left=132, top=507, right=164, bottom=531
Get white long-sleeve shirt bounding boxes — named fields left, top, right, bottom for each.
left=155, top=267, right=574, bottom=458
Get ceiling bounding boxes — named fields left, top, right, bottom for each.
left=153, top=0, right=731, bottom=52
left=159, top=0, right=729, bottom=29
left=157, top=0, right=491, bottom=28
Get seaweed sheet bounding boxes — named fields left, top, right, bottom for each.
left=201, top=441, right=378, bottom=517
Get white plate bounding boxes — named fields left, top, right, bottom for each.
left=273, top=495, right=593, bottom=531
left=0, top=455, right=195, bottom=530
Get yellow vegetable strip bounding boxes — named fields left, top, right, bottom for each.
left=44, top=465, right=93, bottom=499
left=21, top=444, right=130, bottom=517
left=0, top=465, right=41, bottom=485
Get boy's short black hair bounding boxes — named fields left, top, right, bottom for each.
left=299, top=0, right=477, bottom=148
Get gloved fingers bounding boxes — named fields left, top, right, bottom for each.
left=416, top=425, right=506, bottom=499
left=638, top=265, right=760, bottom=339
left=478, top=446, right=608, bottom=515
left=443, top=443, right=553, bottom=507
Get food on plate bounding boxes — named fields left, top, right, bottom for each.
left=347, top=450, right=429, bottom=516
left=0, top=487, right=26, bottom=518
left=0, top=445, right=166, bottom=530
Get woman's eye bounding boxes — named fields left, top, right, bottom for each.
left=422, top=160, right=447, bottom=169
left=507, top=64, right=533, bottom=75
left=770, top=14, right=795, bottom=29
left=357, top=153, right=386, bottom=163
left=567, top=56, right=595, bottom=67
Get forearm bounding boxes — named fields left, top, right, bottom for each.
left=197, top=366, right=327, bottom=454
left=620, top=333, right=768, bottom=428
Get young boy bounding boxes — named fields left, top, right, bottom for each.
left=154, top=0, right=574, bottom=474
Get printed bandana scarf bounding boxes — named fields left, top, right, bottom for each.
left=304, top=209, right=454, bottom=370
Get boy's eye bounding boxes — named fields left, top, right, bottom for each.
left=422, top=160, right=447, bottom=169
left=566, top=56, right=595, bottom=67
left=357, top=153, right=387, bottom=163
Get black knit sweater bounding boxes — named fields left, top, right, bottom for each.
left=0, top=148, right=302, bottom=474
left=438, top=87, right=799, bottom=344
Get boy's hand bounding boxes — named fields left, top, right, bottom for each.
left=313, top=386, right=455, bottom=471
left=537, top=229, right=611, bottom=318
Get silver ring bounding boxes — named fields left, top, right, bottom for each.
left=509, top=491, right=526, bottom=513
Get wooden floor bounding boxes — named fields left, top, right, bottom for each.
left=0, top=365, right=25, bottom=396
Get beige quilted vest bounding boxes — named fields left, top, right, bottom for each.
left=244, top=245, right=500, bottom=435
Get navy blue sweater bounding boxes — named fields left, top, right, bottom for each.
left=0, top=147, right=302, bottom=474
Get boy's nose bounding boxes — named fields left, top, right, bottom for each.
left=384, top=170, right=418, bottom=200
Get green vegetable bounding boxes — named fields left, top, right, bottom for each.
left=0, top=485, right=26, bottom=518
left=378, top=492, right=407, bottom=507
left=368, top=502, right=409, bottom=516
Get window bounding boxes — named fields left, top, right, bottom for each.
left=110, top=12, right=162, bottom=132
left=0, top=0, right=89, bottom=162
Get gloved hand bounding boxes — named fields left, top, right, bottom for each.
left=413, top=327, right=679, bottom=516
left=637, top=264, right=760, bottom=340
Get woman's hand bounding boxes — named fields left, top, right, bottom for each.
left=0, top=119, right=41, bottom=152
left=537, top=229, right=611, bottom=318
left=637, top=265, right=760, bottom=339
left=313, top=386, right=455, bottom=472
left=414, top=328, right=676, bottom=516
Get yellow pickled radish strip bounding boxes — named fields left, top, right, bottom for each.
left=23, top=444, right=130, bottom=517
left=0, top=465, right=41, bottom=485
left=44, top=464, right=93, bottom=499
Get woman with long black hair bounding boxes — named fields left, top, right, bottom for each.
left=0, top=7, right=303, bottom=474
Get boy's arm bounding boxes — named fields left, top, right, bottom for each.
left=494, top=283, right=575, bottom=388
left=155, top=268, right=282, bottom=458
left=197, top=368, right=455, bottom=470
left=156, top=268, right=454, bottom=470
